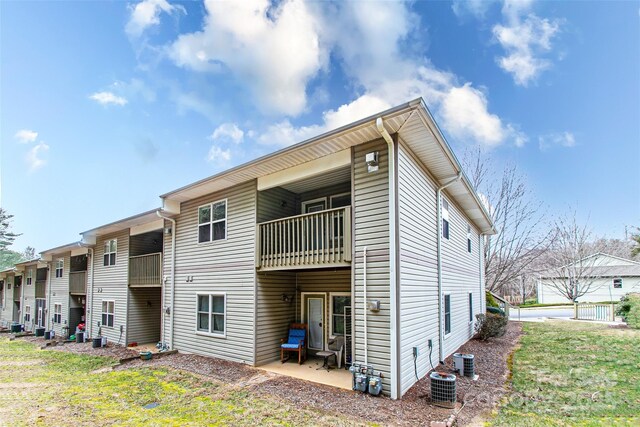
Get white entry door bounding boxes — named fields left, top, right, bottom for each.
left=307, top=296, right=325, bottom=351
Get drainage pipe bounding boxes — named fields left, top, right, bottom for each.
left=156, top=210, right=176, bottom=350
left=437, top=172, right=462, bottom=363
left=376, top=117, right=398, bottom=399
left=363, top=246, right=368, bottom=365
left=88, top=247, right=95, bottom=338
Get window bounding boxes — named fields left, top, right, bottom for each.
left=101, top=301, right=115, bottom=327
left=198, top=200, right=227, bottom=243
left=24, top=306, right=31, bottom=322
left=196, top=294, right=226, bottom=336
left=444, top=294, right=451, bottom=335
left=26, top=269, right=33, bottom=285
left=467, top=225, right=472, bottom=253
left=330, top=293, right=351, bottom=337
left=53, top=304, right=62, bottom=324
left=302, top=197, right=327, bottom=213
left=104, top=239, right=117, bottom=266
left=442, top=199, right=450, bottom=240
left=330, top=193, right=351, bottom=209
left=55, top=259, right=63, bottom=278
left=613, top=278, right=623, bottom=289
left=469, top=292, right=473, bottom=323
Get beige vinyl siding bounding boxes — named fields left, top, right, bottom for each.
left=129, top=231, right=163, bottom=257
left=90, top=229, right=130, bottom=344
left=165, top=180, right=256, bottom=364
left=22, top=267, right=37, bottom=331
left=440, top=192, right=482, bottom=357
left=127, top=287, right=162, bottom=344
left=396, top=144, right=441, bottom=395
left=257, top=187, right=298, bottom=223
left=50, top=253, right=71, bottom=336
left=255, top=271, right=296, bottom=365
left=352, top=138, right=392, bottom=395
left=0, top=275, right=15, bottom=326
left=299, top=182, right=351, bottom=206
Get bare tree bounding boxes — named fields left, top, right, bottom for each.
left=462, top=147, right=554, bottom=294
left=541, top=212, right=606, bottom=301
left=631, top=227, right=640, bottom=257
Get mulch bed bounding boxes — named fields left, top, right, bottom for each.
left=22, top=336, right=141, bottom=360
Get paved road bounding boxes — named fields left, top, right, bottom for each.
left=509, top=307, right=574, bottom=321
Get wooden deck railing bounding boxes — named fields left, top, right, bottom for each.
left=129, top=252, right=162, bottom=286
left=574, top=303, right=615, bottom=322
left=256, top=207, right=352, bottom=270
left=69, top=271, right=87, bottom=294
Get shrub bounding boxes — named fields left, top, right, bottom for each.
left=475, top=312, right=508, bottom=340
left=617, top=293, right=640, bottom=329
left=486, top=291, right=499, bottom=308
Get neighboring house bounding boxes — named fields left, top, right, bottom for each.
left=40, top=242, right=90, bottom=337
left=0, top=268, right=21, bottom=327
left=538, top=253, right=640, bottom=304
left=13, top=259, right=48, bottom=331
left=79, top=210, right=165, bottom=346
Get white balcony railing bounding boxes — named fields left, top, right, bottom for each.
left=129, top=252, right=162, bottom=286
left=256, top=207, right=351, bottom=270
left=69, top=271, right=87, bottom=294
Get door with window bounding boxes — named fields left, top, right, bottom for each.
left=303, top=293, right=325, bottom=351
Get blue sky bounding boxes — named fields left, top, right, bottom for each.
left=1, top=0, right=638, bottom=252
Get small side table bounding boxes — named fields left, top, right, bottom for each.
left=316, top=351, right=336, bottom=371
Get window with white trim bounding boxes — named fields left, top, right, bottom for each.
left=24, top=305, right=31, bottom=322
left=101, top=300, right=115, bottom=327
left=442, top=199, right=450, bottom=240
left=469, top=292, right=474, bottom=323
left=467, top=225, right=472, bottom=253
left=198, top=200, right=227, bottom=243
left=444, top=294, right=451, bottom=335
left=613, top=278, right=623, bottom=289
left=26, top=269, right=33, bottom=285
left=53, top=304, right=62, bottom=324
left=104, top=239, right=117, bottom=266
left=330, top=293, right=351, bottom=337
left=55, top=259, right=63, bottom=278
left=196, top=293, right=225, bottom=335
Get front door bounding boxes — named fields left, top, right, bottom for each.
left=304, top=294, right=325, bottom=351
left=36, top=299, right=46, bottom=328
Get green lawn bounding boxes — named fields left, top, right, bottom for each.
left=491, top=321, right=640, bottom=426
left=0, top=338, right=356, bottom=426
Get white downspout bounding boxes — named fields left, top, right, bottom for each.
left=156, top=210, right=176, bottom=350
left=363, top=246, right=368, bottom=365
left=45, top=262, right=52, bottom=331
left=376, top=118, right=398, bottom=399
left=87, top=248, right=94, bottom=338
left=437, top=172, right=462, bottom=363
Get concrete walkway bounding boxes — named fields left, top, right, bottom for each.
left=258, top=358, right=352, bottom=390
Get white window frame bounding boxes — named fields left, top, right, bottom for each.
left=467, top=224, right=472, bottom=253
left=54, top=303, right=62, bottom=324
left=55, top=259, right=64, bottom=278
left=195, top=293, right=226, bottom=338
left=612, top=278, right=623, bottom=289
left=25, top=305, right=31, bottom=322
left=329, top=193, right=351, bottom=209
left=329, top=292, right=351, bottom=339
left=442, top=199, right=450, bottom=240
left=444, top=293, right=452, bottom=337
left=197, top=199, right=228, bottom=244
left=104, top=239, right=117, bottom=266
left=101, top=300, right=115, bottom=328
left=468, top=292, right=474, bottom=324
left=302, top=197, right=327, bottom=213
left=26, top=269, right=33, bottom=285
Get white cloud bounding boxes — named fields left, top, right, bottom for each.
left=538, top=131, right=575, bottom=151
left=126, top=0, right=186, bottom=38
left=89, top=91, right=128, bottom=106
left=493, top=1, right=562, bottom=86
left=15, top=129, right=38, bottom=143
left=211, top=123, right=244, bottom=145
left=26, top=142, right=49, bottom=172
left=452, top=0, right=497, bottom=19
left=169, top=0, right=325, bottom=116
left=206, top=145, right=232, bottom=165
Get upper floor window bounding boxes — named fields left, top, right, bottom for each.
left=198, top=200, right=227, bottom=243
left=613, top=278, right=623, bottom=289
left=467, top=225, right=472, bottom=253
left=442, top=199, right=450, bottom=240
left=26, top=269, right=33, bottom=285
left=55, top=259, right=64, bottom=278
left=104, top=239, right=117, bottom=266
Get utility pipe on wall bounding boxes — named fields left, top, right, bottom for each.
left=436, top=172, right=461, bottom=363
left=87, top=247, right=95, bottom=338
left=156, top=210, right=176, bottom=350
left=376, top=117, right=399, bottom=399
left=363, top=246, right=368, bottom=365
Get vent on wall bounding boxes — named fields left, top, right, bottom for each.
left=430, top=372, right=456, bottom=408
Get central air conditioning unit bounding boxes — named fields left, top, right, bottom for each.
left=430, top=371, right=456, bottom=408
left=453, top=353, right=475, bottom=378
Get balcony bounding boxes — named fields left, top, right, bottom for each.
left=129, top=252, right=162, bottom=287
left=69, top=271, right=87, bottom=295
left=256, top=207, right=352, bottom=271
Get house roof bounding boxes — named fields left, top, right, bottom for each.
left=13, top=258, right=47, bottom=269
left=80, top=209, right=164, bottom=240
left=40, top=241, right=86, bottom=257
left=540, top=253, right=640, bottom=278
left=160, top=98, right=496, bottom=234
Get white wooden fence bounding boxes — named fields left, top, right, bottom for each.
left=574, top=303, right=616, bottom=322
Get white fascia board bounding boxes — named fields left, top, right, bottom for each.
left=162, top=199, right=181, bottom=215
left=130, top=218, right=164, bottom=236
left=257, top=149, right=351, bottom=191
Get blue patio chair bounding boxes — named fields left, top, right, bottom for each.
left=280, top=323, right=307, bottom=364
